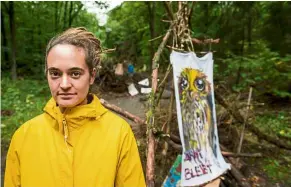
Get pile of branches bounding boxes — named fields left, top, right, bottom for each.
left=94, top=63, right=151, bottom=94
left=94, top=66, right=128, bottom=93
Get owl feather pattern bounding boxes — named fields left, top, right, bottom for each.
left=178, top=68, right=217, bottom=158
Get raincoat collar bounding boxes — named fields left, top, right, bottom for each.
left=43, top=94, right=108, bottom=121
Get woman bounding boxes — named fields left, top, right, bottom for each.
left=5, top=27, right=146, bottom=187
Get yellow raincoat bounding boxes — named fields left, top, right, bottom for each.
left=5, top=94, right=145, bottom=187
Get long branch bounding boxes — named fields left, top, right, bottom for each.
left=163, top=1, right=175, bottom=21
left=99, top=98, right=146, bottom=125
left=146, top=22, right=173, bottom=187
left=151, top=23, right=174, bottom=71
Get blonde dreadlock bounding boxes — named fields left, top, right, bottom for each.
left=45, top=27, right=101, bottom=76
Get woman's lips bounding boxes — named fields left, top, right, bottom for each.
left=58, top=93, right=76, bottom=95
left=58, top=93, right=76, bottom=99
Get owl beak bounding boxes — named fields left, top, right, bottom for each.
left=191, top=92, right=198, bottom=101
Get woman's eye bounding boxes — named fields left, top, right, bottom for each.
left=71, top=71, right=81, bottom=78
left=49, top=71, right=60, bottom=78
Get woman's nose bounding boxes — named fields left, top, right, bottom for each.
left=60, top=75, right=72, bottom=90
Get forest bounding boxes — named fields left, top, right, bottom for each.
left=1, top=1, right=291, bottom=186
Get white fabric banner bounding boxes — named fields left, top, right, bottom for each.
left=171, top=51, right=230, bottom=186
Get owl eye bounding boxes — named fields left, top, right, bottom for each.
left=194, top=78, right=205, bottom=91
left=180, top=77, right=189, bottom=90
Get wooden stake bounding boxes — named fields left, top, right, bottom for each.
left=236, top=87, right=253, bottom=164
left=162, top=86, right=175, bottom=156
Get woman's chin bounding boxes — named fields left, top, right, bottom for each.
left=57, top=100, right=79, bottom=108
left=56, top=96, right=87, bottom=109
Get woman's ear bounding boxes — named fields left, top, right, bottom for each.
left=90, top=68, right=96, bottom=85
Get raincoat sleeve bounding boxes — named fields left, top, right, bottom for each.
left=4, top=130, right=22, bottom=187
left=115, top=122, right=146, bottom=187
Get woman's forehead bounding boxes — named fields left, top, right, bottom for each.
left=48, top=44, right=85, bottom=58
left=47, top=44, right=88, bottom=69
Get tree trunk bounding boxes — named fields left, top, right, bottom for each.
left=38, top=23, right=42, bottom=50
left=247, top=13, right=252, bottom=48
left=205, top=2, right=209, bottom=31
left=58, top=2, right=65, bottom=30
left=188, top=2, right=195, bottom=30
left=70, top=3, right=83, bottom=25
left=54, top=1, right=59, bottom=32
left=63, top=1, right=68, bottom=29
left=146, top=2, right=156, bottom=73
left=235, top=25, right=245, bottom=85
left=8, top=1, right=17, bottom=80
left=1, top=10, right=9, bottom=63
left=68, top=1, right=73, bottom=27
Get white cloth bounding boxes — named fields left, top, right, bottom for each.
left=171, top=51, right=230, bottom=186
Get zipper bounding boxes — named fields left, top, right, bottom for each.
left=62, top=118, right=69, bottom=143
left=62, top=117, right=71, bottom=152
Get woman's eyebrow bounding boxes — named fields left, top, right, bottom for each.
left=47, top=67, right=85, bottom=72
left=47, top=67, right=60, bottom=71
left=68, top=67, right=85, bottom=72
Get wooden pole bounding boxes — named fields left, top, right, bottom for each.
left=146, top=23, right=173, bottom=187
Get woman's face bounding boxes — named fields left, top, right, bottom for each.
left=46, top=44, right=95, bottom=109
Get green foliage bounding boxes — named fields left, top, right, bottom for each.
left=1, top=78, right=50, bottom=143
left=217, top=41, right=291, bottom=97
left=255, top=112, right=291, bottom=140
left=263, top=158, right=291, bottom=184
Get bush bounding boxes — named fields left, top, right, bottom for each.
left=1, top=78, right=50, bottom=143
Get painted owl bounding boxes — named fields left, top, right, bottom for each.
left=178, top=68, right=217, bottom=158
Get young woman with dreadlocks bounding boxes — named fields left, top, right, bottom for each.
left=4, top=27, right=146, bottom=187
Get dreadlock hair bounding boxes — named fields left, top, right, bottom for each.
left=45, top=27, right=101, bottom=76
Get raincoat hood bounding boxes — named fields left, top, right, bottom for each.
left=44, top=94, right=108, bottom=120
left=43, top=94, right=108, bottom=135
